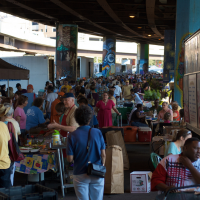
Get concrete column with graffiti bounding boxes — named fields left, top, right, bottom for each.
left=56, top=24, right=78, bottom=80
left=175, top=0, right=200, bottom=107
left=137, top=43, right=149, bottom=75
left=102, top=36, right=116, bottom=77
left=163, top=30, right=175, bottom=83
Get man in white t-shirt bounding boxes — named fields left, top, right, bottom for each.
left=45, top=85, right=58, bottom=119
left=114, top=81, right=122, bottom=100
left=126, top=89, right=143, bottom=104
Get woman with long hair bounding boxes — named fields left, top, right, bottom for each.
left=165, top=129, right=192, bottom=156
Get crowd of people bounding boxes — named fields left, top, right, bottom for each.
left=0, top=72, right=199, bottom=200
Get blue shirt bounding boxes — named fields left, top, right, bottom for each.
left=67, top=126, right=105, bottom=175
left=23, top=93, right=37, bottom=114
left=88, top=104, right=98, bottom=127
left=165, top=142, right=181, bottom=156
left=26, top=106, right=45, bottom=130
left=59, top=85, right=62, bottom=92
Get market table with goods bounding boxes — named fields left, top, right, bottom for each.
left=17, top=129, right=73, bottom=197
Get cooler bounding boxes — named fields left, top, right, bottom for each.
left=138, top=127, right=152, bottom=142
left=123, top=126, right=138, bottom=142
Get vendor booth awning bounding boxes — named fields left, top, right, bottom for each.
left=0, top=58, right=29, bottom=80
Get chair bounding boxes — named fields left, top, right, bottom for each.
left=150, top=152, right=162, bottom=169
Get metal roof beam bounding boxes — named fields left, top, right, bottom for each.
left=50, top=0, right=137, bottom=40
left=146, top=0, right=163, bottom=38
left=5, top=0, right=57, bottom=20
left=97, top=0, right=146, bottom=38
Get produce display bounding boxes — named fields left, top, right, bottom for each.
left=144, top=90, right=161, bottom=101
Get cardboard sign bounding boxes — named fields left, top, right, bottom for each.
left=130, top=171, right=152, bottom=193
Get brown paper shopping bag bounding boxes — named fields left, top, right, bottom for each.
left=106, top=130, right=130, bottom=170
left=104, top=145, right=124, bottom=194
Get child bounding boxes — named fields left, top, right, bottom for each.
left=55, top=102, right=66, bottom=124
left=164, top=112, right=171, bottom=123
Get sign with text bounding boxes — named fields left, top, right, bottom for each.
left=183, top=76, right=190, bottom=123
left=197, top=73, right=200, bottom=128
left=189, top=74, right=197, bottom=127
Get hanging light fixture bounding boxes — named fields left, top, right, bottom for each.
left=129, top=14, right=135, bottom=18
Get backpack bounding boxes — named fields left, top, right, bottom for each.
left=88, top=92, right=95, bottom=106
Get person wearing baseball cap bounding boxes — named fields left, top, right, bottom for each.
left=16, top=83, right=27, bottom=94
left=48, top=93, right=79, bottom=139
left=23, top=84, right=37, bottom=114
left=122, top=80, right=133, bottom=100
left=50, top=92, right=65, bottom=123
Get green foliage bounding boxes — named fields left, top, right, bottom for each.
left=149, top=60, right=156, bottom=66
left=144, top=90, right=152, bottom=100
left=144, top=89, right=161, bottom=101
left=94, top=57, right=102, bottom=63
left=147, top=78, right=163, bottom=91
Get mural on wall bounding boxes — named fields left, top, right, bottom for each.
left=175, top=33, right=191, bottom=107
left=102, top=37, right=116, bottom=77
left=56, top=24, right=78, bottom=80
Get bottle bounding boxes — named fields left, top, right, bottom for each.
left=52, top=130, right=60, bottom=145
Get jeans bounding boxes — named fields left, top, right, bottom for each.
left=131, top=122, right=149, bottom=127
left=0, top=167, right=11, bottom=188
left=10, top=162, right=16, bottom=186
left=73, top=173, right=104, bottom=200
left=45, top=112, right=51, bottom=120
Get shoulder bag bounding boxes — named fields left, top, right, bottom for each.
left=87, top=128, right=106, bottom=178
left=7, top=122, right=25, bottom=162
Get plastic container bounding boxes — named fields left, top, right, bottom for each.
left=0, top=184, right=57, bottom=200
left=138, top=127, right=152, bottom=142
left=52, top=130, right=60, bottom=146
left=123, top=126, right=138, bottom=142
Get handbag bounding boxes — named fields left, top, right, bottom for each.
left=87, top=128, right=106, bottom=178
left=7, top=122, right=25, bottom=162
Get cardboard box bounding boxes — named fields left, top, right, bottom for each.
left=130, top=171, right=152, bottom=193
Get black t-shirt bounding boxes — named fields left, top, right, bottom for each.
left=131, top=109, right=141, bottom=122
left=140, top=88, right=144, bottom=93
left=143, top=82, right=149, bottom=89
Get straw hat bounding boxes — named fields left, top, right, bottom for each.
left=0, top=104, right=10, bottom=117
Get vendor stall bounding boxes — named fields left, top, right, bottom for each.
left=17, top=129, right=72, bottom=198
left=15, top=153, right=56, bottom=174
left=0, top=58, right=29, bottom=96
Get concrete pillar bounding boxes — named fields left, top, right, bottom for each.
left=137, top=43, right=149, bottom=75
left=174, top=0, right=200, bottom=107
left=56, top=24, right=78, bottom=80
left=102, top=36, right=116, bottom=77
left=163, top=30, right=175, bottom=83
